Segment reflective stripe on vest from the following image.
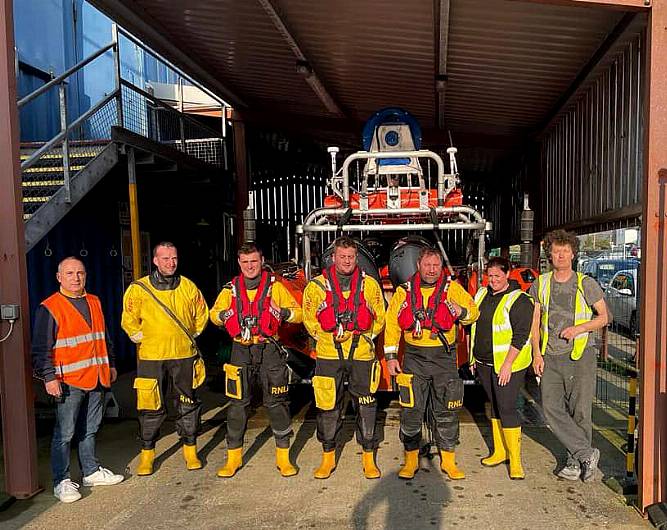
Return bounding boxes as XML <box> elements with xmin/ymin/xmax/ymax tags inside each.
<box><xmin>470</xmin><ymin>287</ymin><xmax>532</xmax><ymax>373</ymax></box>
<box><xmin>54</xmin><ymin>331</ymin><xmax>106</xmax><ymax>349</ymax></box>
<box><xmin>57</xmin><ymin>355</ymin><xmax>110</xmax><ymax>376</ymax></box>
<box><xmin>537</xmin><ymin>272</ymin><xmax>593</xmax><ymax>360</ymax></box>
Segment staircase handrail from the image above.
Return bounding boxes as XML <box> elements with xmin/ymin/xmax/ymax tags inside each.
<box><xmin>19</xmin><ymin>23</ymin><xmax>227</xmax><ymax>223</ymax></box>
<box><xmin>120</xmin><ymin>80</ymin><xmax>222</xmax><ymax>141</ymax></box>
<box><xmin>17</xmin><ymin>42</ymin><xmax>116</xmax><ymax>109</ymax></box>
<box><xmin>20</xmin><ymin>90</ymin><xmax>119</xmax><ymax>171</ymax></box>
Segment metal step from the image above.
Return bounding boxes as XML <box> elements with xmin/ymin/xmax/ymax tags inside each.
<box><xmin>24</xmin><ymin>143</ymin><xmax>119</xmax><ymax>252</ymax></box>
<box><xmin>24</xmin><ymin>155</ymin><xmax>94</xmax><ymax>165</ymax></box>
<box><xmin>24</xmin><ymin>165</ymin><xmax>85</xmax><ymax>173</ymax></box>
<box><xmin>22</xmin><ymin>180</ymin><xmax>65</xmax><ymax>187</ymax></box>
<box><xmin>20</xmin><ymin>152</ymin><xmax>100</xmax><ymax>161</ymax></box>
<box><xmin>22</xmin><ymin>196</ymin><xmax>50</xmax><ymax>203</ymax></box>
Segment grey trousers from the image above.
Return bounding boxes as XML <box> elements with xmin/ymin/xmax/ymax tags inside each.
<box><xmin>541</xmin><ymin>348</ymin><xmax>597</xmax><ymax>462</ymax></box>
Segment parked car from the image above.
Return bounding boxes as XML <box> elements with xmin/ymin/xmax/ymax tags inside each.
<box><xmin>604</xmin><ymin>268</ymin><xmax>639</xmax><ymax>337</ymax></box>
<box><xmin>582</xmin><ymin>257</ymin><xmax>640</xmax><ymax>289</ymax></box>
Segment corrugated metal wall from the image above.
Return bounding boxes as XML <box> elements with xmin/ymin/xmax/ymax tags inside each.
<box><xmin>487</xmin><ymin>163</ymin><xmax>529</xmax><ymax>247</ymax></box>
<box><xmin>540</xmin><ymin>30</ymin><xmax>646</xmax><ymax>234</ymax></box>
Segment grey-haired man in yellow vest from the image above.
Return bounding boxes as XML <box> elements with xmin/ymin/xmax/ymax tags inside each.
<box><xmin>530</xmin><ymin>229</ymin><xmax>609</xmax><ymax>482</ymax></box>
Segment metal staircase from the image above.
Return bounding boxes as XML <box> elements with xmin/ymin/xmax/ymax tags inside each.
<box><xmin>21</xmin><ymin>142</ymin><xmax>110</xmax><ymax>220</ymax></box>
<box><xmin>18</xmin><ymin>24</ymin><xmax>228</xmax><ymax>253</ymax></box>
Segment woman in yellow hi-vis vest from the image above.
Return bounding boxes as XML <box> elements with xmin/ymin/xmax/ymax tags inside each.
<box><xmin>470</xmin><ymin>257</ymin><xmax>534</xmax><ymax>479</ymax></box>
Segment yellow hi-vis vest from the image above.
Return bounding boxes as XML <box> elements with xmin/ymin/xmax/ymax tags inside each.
<box><xmin>470</xmin><ymin>287</ymin><xmax>532</xmax><ymax>373</ymax></box>
<box><xmin>536</xmin><ymin>271</ymin><xmax>593</xmax><ymax>360</ymax></box>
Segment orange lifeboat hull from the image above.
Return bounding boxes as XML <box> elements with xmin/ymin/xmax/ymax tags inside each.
<box><xmin>323</xmin><ymin>188</ymin><xmax>463</xmax><ymax>212</ymax></box>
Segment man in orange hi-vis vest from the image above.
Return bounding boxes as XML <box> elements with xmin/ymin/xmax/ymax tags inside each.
<box><xmin>32</xmin><ymin>257</ymin><xmax>124</xmax><ymax>504</ymax></box>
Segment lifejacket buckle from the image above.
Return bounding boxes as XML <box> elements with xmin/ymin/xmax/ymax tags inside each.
<box><xmin>240</xmin><ymin>316</ymin><xmax>256</xmax><ymax>345</ymax></box>
<box><xmin>338</xmin><ymin>310</ymin><xmax>353</xmax><ymax>325</ymax></box>
<box><xmin>334</xmin><ymin>322</ymin><xmax>351</xmax><ymax>343</ymax></box>
<box><xmin>243</xmin><ymin>316</ymin><xmax>257</xmax><ymax>328</ymax></box>
<box><xmin>412</xmin><ymin>320</ymin><xmax>423</xmax><ymax>339</ymax></box>
<box><xmin>240</xmin><ymin>326</ymin><xmax>253</xmax><ymax>345</ymax></box>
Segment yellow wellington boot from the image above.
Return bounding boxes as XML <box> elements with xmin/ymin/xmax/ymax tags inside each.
<box><xmin>182</xmin><ymin>444</ymin><xmax>202</xmax><ymax>471</ymax></box>
<box><xmin>276</xmin><ymin>447</ymin><xmax>298</xmax><ymax>477</ymax></box>
<box><xmin>136</xmin><ymin>449</ymin><xmax>155</xmax><ymax>476</ymax></box>
<box><xmin>503</xmin><ymin>427</ymin><xmax>525</xmax><ymax>480</ymax></box>
<box><xmin>481</xmin><ymin>418</ymin><xmax>508</xmax><ymax>467</ymax></box>
<box><xmin>314</xmin><ymin>451</ymin><xmax>336</xmax><ymax>479</ymax></box>
<box><xmin>440</xmin><ymin>450</ymin><xmax>465</xmax><ymax>480</ymax></box>
<box><xmin>362</xmin><ymin>451</ymin><xmax>381</xmax><ymax>479</ymax></box>
<box><xmin>398</xmin><ymin>449</ymin><xmax>419</xmax><ymax>479</ymax></box>
<box><xmin>217</xmin><ymin>448</ymin><xmax>243</xmax><ymax>478</ymax></box>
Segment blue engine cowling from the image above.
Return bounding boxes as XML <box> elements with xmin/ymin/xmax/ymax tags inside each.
<box><xmin>361</xmin><ymin>107</ymin><xmax>422</xmax><ymax>167</ymax></box>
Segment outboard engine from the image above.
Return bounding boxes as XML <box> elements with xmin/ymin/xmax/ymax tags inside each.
<box><xmin>388</xmin><ymin>236</ymin><xmax>432</xmax><ymax>287</ymax></box>
<box><xmin>361</xmin><ymin>107</ymin><xmax>423</xmax><ymax>179</ymax></box>
<box><xmin>321</xmin><ymin>239</ymin><xmax>381</xmax><ymax>283</ymax></box>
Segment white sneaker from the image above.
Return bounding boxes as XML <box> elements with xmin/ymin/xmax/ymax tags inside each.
<box><xmin>53</xmin><ymin>479</ymin><xmax>81</xmax><ymax>503</ymax></box>
<box><xmin>82</xmin><ymin>466</ymin><xmax>124</xmax><ymax>486</ymax></box>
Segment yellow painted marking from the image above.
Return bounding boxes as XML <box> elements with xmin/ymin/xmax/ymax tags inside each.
<box><xmin>595</xmin><ymin>425</ymin><xmax>626</xmax><ymax>452</ymax></box>
<box><xmin>629</xmin><ymin>378</ymin><xmax>637</xmax><ymax>396</ymax></box>
<box><xmin>597</xmin><ymin>406</ymin><xmax>627</xmax><ymax>422</ymax></box>
<box><xmin>22</xmin><ymin>180</ymin><xmax>64</xmax><ymax>187</ymax></box>
<box><xmin>24</xmin><ymin>165</ymin><xmax>84</xmax><ymax>173</ymax></box>
<box><xmin>20</xmin><ymin>153</ymin><xmax>98</xmax><ymax>160</ymax></box>
<box><xmin>22</xmin><ymin>196</ymin><xmax>50</xmax><ymax>203</ymax></box>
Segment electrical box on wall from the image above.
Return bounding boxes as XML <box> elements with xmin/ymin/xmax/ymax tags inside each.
<box><xmin>0</xmin><ymin>304</ymin><xmax>20</xmax><ymax>321</ymax></box>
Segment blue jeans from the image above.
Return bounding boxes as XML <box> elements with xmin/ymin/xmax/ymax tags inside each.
<box><xmin>51</xmin><ymin>384</ymin><xmax>105</xmax><ymax>486</ymax></box>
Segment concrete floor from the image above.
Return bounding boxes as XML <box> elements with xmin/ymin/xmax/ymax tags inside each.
<box><xmin>0</xmin><ymin>381</ymin><xmax>651</xmax><ymax>530</ymax></box>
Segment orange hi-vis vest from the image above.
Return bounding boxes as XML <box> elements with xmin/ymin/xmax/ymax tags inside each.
<box><xmin>42</xmin><ymin>292</ymin><xmax>111</xmax><ymax>390</ymax></box>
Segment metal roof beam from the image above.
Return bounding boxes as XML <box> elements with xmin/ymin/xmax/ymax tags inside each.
<box><xmin>436</xmin><ymin>0</ymin><xmax>451</xmax><ymax>130</ymax></box>
<box><xmin>88</xmin><ymin>0</ymin><xmax>245</xmax><ymax>107</ymax></box>
<box><xmin>512</xmin><ymin>0</ymin><xmax>650</xmax><ymax>10</ymax></box>
<box><xmin>231</xmin><ymin>108</ymin><xmax>524</xmax><ymax>150</ymax></box>
<box><xmin>256</xmin><ymin>0</ymin><xmax>344</xmax><ymax>117</ymax></box>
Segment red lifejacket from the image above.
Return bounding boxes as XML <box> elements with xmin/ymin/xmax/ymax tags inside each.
<box><xmin>316</xmin><ymin>266</ymin><xmax>374</xmax><ymax>334</ymax></box>
<box><xmin>222</xmin><ymin>271</ymin><xmax>281</xmax><ymax>340</ymax></box>
<box><xmin>397</xmin><ymin>272</ymin><xmax>456</xmax><ymax>336</ymax></box>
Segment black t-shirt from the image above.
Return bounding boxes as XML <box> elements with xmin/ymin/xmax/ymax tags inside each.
<box><xmin>472</xmin><ymin>281</ymin><xmax>534</xmax><ymax>363</ymax></box>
